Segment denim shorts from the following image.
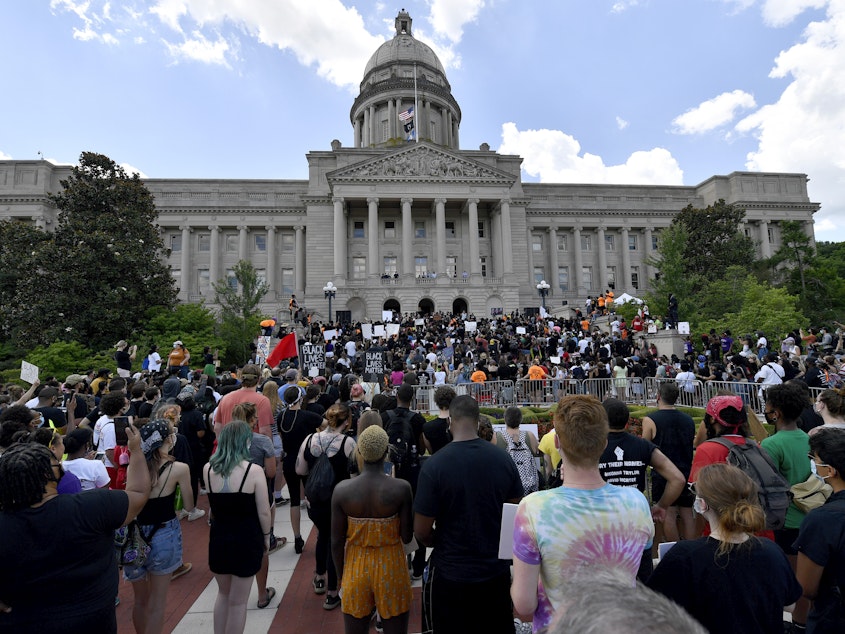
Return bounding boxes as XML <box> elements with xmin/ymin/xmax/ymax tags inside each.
<box><xmin>273</xmin><ymin>434</ymin><xmax>283</xmax><ymax>459</ymax></box>
<box><xmin>124</xmin><ymin>517</ymin><xmax>183</xmax><ymax>581</ymax></box>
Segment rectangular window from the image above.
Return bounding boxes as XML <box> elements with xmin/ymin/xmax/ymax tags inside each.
<box><xmin>383</xmin><ymin>256</ymin><xmax>397</xmax><ymax>277</ymax></box>
<box><xmin>172</xmin><ymin>269</ymin><xmax>182</xmax><ymax>290</ymax></box>
<box><xmin>767</xmin><ymin>227</ymin><xmax>774</xmax><ymax>243</ymax></box>
<box><xmin>254</xmin><ymin>234</ymin><xmax>266</xmax><ymax>252</ymax></box>
<box><xmin>558</xmin><ymin>266</ymin><xmax>569</xmax><ymax>292</ymax></box>
<box><xmin>256</xmin><ymin>268</ymin><xmax>267</xmax><ymax>287</ymax></box>
<box><xmin>352</xmin><ymin>257</ymin><xmax>366</xmax><ymax>279</ymax></box>
<box><xmin>480</xmin><ymin>257</ymin><xmax>487</xmax><ymax>278</ymax></box>
<box><xmin>415</xmin><ymin>221</ymin><xmax>426</xmax><ymax>238</ymax></box>
<box><xmin>581</xmin><ymin>235</ymin><xmax>592</xmax><ymax>251</ymax></box>
<box><xmin>384</xmin><ymin>221</ymin><xmax>395</xmax><ymax>239</ymax></box>
<box><xmin>652</xmin><ymin>235</ymin><xmax>659</xmax><ymax>250</ymax></box>
<box><xmin>415</xmin><ymin>256</ymin><xmax>428</xmax><ymax>277</ymax></box>
<box><xmin>631</xmin><ymin>266</ymin><xmax>640</xmax><ymax>290</ymax></box>
<box><xmin>281</xmin><ymin>268</ymin><xmax>294</xmax><ymax>295</ymax></box>
<box><xmin>533</xmin><ymin>267</ymin><xmax>545</xmax><ymax>284</ymax></box>
<box><xmin>353</xmin><ymin>221</ymin><xmax>365</xmax><ymax>239</ymax></box>
<box><xmin>744</xmin><ymin>228</ymin><xmax>751</xmax><ymax>238</ymax></box>
<box><xmin>225</xmin><ymin>233</ymin><xmax>238</xmax><ymax>252</ymax></box>
<box><xmin>446</xmin><ymin>255</ymin><xmax>457</xmax><ymax>278</ymax></box>
<box><xmin>478</xmin><ymin>222</ymin><xmax>484</xmax><ymax>238</ymax></box>
<box><xmin>445</xmin><ymin>221</ymin><xmax>456</xmax><ymax>237</ymax></box>
<box><xmin>170</xmin><ymin>234</ymin><xmax>182</xmax><ymax>252</ymax></box>
<box><xmin>429</xmin><ymin>122</ymin><xmax>437</xmax><ymax>143</ymax></box>
<box><xmin>281</xmin><ymin>232</ymin><xmax>294</xmax><ymax>252</ymax></box>
<box><xmin>532</xmin><ymin>235</ymin><xmax>543</xmax><ymax>252</ymax></box>
<box><xmin>607</xmin><ymin>266</ymin><xmax>616</xmax><ymax>290</ymax></box>
<box><xmin>198</xmin><ymin>269</ymin><xmax>210</xmax><ymax>295</ymax></box>
<box><xmin>629</xmin><ymin>234</ymin><xmax>638</xmax><ymax>251</ymax></box>
<box><xmin>605</xmin><ymin>234</ymin><xmax>615</xmax><ymax>251</ymax></box>
<box><xmin>557</xmin><ymin>235</ymin><xmax>567</xmax><ymax>251</ymax></box>
<box><xmin>226</xmin><ymin>269</ymin><xmax>238</xmax><ymax>291</ymax></box>
<box><xmin>197</xmin><ymin>233</ymin><xmax>210</xmax><ymax>252</ymax></box>
<box><xmin>582</xmin><ymin>266</ymin><xmax>593</xmax><ymax>289</ymax></box>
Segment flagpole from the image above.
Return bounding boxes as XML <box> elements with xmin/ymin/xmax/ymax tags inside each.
<box><xmin>414</xmin><ymin>62</ymin><xmax>419</xmax><ymax>143</ymax></box>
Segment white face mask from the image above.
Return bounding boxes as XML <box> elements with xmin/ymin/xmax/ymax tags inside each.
<box><xmin>814</xmin><ymin>402</ymin><xmax>824</xmax><ymax>414</ymax></box>
<box><xmin>693</xmin><ymin>497</ymin><xmax>708</xmax><ymax>516</ymax></box>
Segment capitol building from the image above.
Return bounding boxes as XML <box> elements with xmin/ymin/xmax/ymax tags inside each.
<box><xmin>0</xmin><ymin>11</ymin><xmax>819</xmax><ymax>322</ymax></box>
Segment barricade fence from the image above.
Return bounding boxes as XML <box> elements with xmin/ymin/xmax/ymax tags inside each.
<box><xmin>411</xmin><ymin>380</ymin><xmax>516</xmax><ymax>413</ymax></box>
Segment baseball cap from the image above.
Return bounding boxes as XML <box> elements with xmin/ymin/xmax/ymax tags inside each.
<box><xmin>706</xmin><ymin>395</ymin><xmax>744</xmax><ymax>428</ymax></box>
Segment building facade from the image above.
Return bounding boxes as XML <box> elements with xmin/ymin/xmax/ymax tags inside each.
<box><xmin>0</xmin><ymin>11</ymin><xmax>819</xmax><ymax>322</ymax></box>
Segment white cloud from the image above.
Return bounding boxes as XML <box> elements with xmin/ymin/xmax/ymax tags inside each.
<box><xmin>720</xmin><ymin>0</ymin><xmax>828</xmax><ymax>26</ymax></box>
<box><xmin>672</xmin><ymin>90</ymin><xmax>757</xmax><ymax>134</ymax></box>
<box><xmin>616</xmin><ymin>116</ymin><xmax>629</xmax><ymax>130</ymax></box>
<box><xmin>150</xmin><ymin>0</ymin><xmax>188</xmax><ymax>33</ymax></box>
<box><xmin>736</xmin><ymin>0</ymin><xmax>845</xmax><ymax>241</ymax></box>
<box><xmin>165</xmin><ymin>31</ymin><xmax>233</xmax><ymax>66</ymax></box>
<box><xmin>120</xmin><ymin>163</ymin><xmax>149</xmax><ymax>179</ymax></box>
<box><xmin>427</xmin><ymin>0</ymin><xmax>485</xmax><ymax>43</ymax></box>
<box><xmin>611</xmin><ymin>1</ymin><xmax>642</xmax><ymax>13</ymax></box>
<box><xmin>498</xmin><ymin>122</ymin><xmax>683</xmax><ymax>185</ymax></box>
<box><xmin>0</xmin><ymin>150</ymin><xmax>12</xmax><ymax>160</ymax></box>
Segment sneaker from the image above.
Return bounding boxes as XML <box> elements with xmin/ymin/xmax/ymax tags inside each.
<box><xmin>294</xmin><ymin>536</ymin><xmax>305</xmax><ymax>554</ymax></box>
<box><xmin>268</xmin><ymin>535</ymin><xmax>287</xmax><ymax>554</ymax></box>
<box><xmin>274</xmin><ymin>496</ymin><xmax>290</xmax><ymax>507</ymax></box>
<box><xmin>313</xmin><ymin>576</ymin><xmax>326</xmax><ymax>595</ymax></box>
<box><xmin>187</xmin><ymin>508</ymin><xmax>206</xmax><ymax>522</ymax></box>
<box><xmin>176</xmin><ymin>509</ymin><xmax>189</xmax><ymax>520</ymax></box>
<box><xmin>411</xmin><ymin>572</ymin><xmax>423</xmax><ymax>581</ymax></box>
<box><xmin>323</xmin><ymin>594</ymin><xmax>341</xmax><ymax>610</ymax></box>
<box><xmin>375</xmin><ymin>617</ymin><xmax>383</xmax><ymax>632</ymax></box>
<box><xmin>199</xmin><ymin>487</ymin><xmax>208</xmax><ymax>496</ymax></box>
<box><xmin>172</xmin><ymin>563</ymin><xmax>192</xmax><ymax>580</ymax></box>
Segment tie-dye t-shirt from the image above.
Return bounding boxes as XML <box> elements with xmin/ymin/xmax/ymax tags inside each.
<box><xmin>513</xmin><ymin>484</ymin><xmax>654</xmax><ymax>632</ymax></box>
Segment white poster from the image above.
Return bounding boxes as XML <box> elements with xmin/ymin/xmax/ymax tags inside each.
<box><xmin>550</xmin><ymin>356</ymin><xmax>561</xmax><ymax>365</ymax></box>
<box><xmin>386</xmin><ymin>323</ymin><xmax>400</xmax><ymax>337</ymax></box>
<box><xmin>516</xmin><ymin>326</ymin><xmax>527</xmax><ymax>335</ymax></box>
<box><xmin>374</xmin><ymin>324</ymin><xmax>386</xmax><ymax>337</ymax></box>
<box><xmin>647</xmin><ymin>324</ymin><xmax>658</xmax><ymax>334</ymax></box>
<box><xmin>323</xmin><ymin>329</ymin><xmax>338</xmax><ymax>341</ymax></box>
<box><xmin>309</xmin><ymin>366</ymin><xmax>320</xmax><ymax>377</ymax></box>
<box><xmin>382</xmin><ymin>310</ymin><xmax>393</xmax><ymax>322</ymax></box>
<box><xmin>361</xmin><ymin>323</ymin><xmax>373</xmax><ymax>340</ymax></box>
<box><xmin>21</xmin><ymin>360</ymin><xmax>39</xmax><ymax>384</ymax></box>
<box><xmin>414</xmin><ymin>318</ymin><xmax>424</xmax><ymax>326</ymax></box>
<box><xmin>465</xmin><ymin>321</ymin><xmax>477</xmax><ymax>333</ymax></box>
<box><xmin>678</xmin><ymin>322</ymin><xmax>690</xmax><ymax>335</ymax></box>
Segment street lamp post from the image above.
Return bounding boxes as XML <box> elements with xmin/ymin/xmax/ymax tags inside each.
<box><xmin>323</xmin><ymin>281</ymin><xmax>337</xmax><ymax>323</ymax></box>
<box><xmin>536</xmin><ymin>280</ymin><xmax>550</xmax><ymax>311</ymax></box>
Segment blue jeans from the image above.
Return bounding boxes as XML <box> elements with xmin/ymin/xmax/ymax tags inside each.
<box><xmin>124</xmin><ymin>517</ymin><xmax>183</xmax><ymax>580</ymax></box>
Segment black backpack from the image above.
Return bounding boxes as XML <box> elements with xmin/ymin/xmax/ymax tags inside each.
<box><xmin>304</xmin><ymin>434</ymin><xmax>348</xmax><ymax>505</ymax></box>
<box><xmin>707</xmin><ymin>437</ymin><xmax>792</xmax><ymax>530</ymax></box>
<box><xmin>195</xmin><ymin>375</ymin><xmax>217</xmax><ymax>417</ymax></box>
<box><xmin>385</xmin><ymin>408</ymin><xmax>417</xmax><ymax>482</ymax></box>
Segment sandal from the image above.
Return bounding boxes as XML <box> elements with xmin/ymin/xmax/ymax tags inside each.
<box><xmin>268</xmin><ymin>535</ymin><xmax>288</xmax><ymax>554</ymax></box>
<box><xmin>257</xmin><ymin>586</ymin><xmax>276</xmax><ymax>609</ymax></box>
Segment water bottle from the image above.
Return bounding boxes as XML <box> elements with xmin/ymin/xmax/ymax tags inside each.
<box><xmin>411</xmin><ymin>444</ymin><xmax>418</xmax><ymax>467</ymax></box>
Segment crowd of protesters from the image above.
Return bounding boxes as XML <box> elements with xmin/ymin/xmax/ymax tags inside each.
<box><xmin>1</xmin><ymin>302</ymin><xmax>845</xmax><ymax>633</ymax></box>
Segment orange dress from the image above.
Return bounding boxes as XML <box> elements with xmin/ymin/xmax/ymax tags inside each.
<box><xmin>341</xmin><ymin>515</ymin><xmax>412</xmax><ymax>619</ymax></box>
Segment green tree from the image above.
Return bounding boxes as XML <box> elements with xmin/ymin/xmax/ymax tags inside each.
<box><xmin>12</xmin><ymin>152</ymin><xmax>177</xmax><ymax>349</ymax></box>
<box><xmin>138</xmin><ymin>303</ymin><xmax>226</xmax><ymax>367</ymax></box>
<box><xmin>644</xmin><ymin>223</ymin><xmax>698</xmax><ymax>322</ymax></box>
<box><xmin>767</xmin><ymin>220</ymin><xmax>814</xmax><ymax>297</ymax></box>
<box><xmin>0</xmin><ymin>220</ymin><xmax>49</xmax><ymax>338</ymax></box>
<box><xmin>213</xmin><ymin>260</ymin><xmax>269</xmax><ymax>366</ymax></box>
<box><xmin>672</xmin><ymin>199</ymin><xmax>755</xmax><ymax>290</ymax></box>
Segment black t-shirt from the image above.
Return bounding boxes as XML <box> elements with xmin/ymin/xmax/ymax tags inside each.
<box><xmin>278</xmin><ymin>408</ymin><xmax>323</xmax><ymax>471</ymax></box>
<box><xmin>647</xmin><ymin>408</ymin><xmax>696</xmax><ymax>478</ymax></box>
<box><xmin>137</xmin><ymin>401</ymin><xmax>155</xmax><ymax>419</ymax></box>
<box><xmin>179</xmin><ymin>409</ymin><xmax>207</xmax><ymax>456</ymax></box>
<box><xmin>115</xmin><ymin>350</ymin><xmax>131</xmax><ymax>371</ymax></box>
<box><xmin>414</xmin><ymin>438</ymin><xmax>523</xmax><ymax>583</ymax></box>
<box><xmin>598</xmin><ymin>431</ymin><xmax>656</xmax><ymax>492</ymax></box>
<box><xmin>648</xmin><ymin>537</ymin><xmax>802</xmax><ymax>634</ymax></box>
<box><xmin>422</xmin><ymin>417</ymin><xmax>451</xmax><ymax>454</ymax></box>
<box><xmin>34</xmin><ymin>406</ymin><xmax>68</xmax><ymax>430</ymax></box>
<box><xmin>0</xmin><ymin>489</ymin><xmax>129</xmax><ymax>629</ymax></box>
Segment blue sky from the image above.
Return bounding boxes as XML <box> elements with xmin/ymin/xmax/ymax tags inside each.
<box><xmin>2</xmin><ymin>0</ymin><xmax>844</xmax><ymax>241</ymax></box>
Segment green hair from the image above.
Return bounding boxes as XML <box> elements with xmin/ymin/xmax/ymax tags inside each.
<box><xmin>208</xmin><ymin>420</ymin><xmax>251</xmax><ymax>478</ymax></box>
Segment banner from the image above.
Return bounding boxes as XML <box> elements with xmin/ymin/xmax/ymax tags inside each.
<box><xmin>300</xmin><ymin>343</ymin><xmax>326</xmax><ymax>375</ymax></box>
<box><xmin>364</xmin><ymin>349</ymin><xmax>387</xmax><ymax>383</ymax></box>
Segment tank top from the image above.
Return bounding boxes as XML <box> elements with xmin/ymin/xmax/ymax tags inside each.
<box><xmin>649</xmin><ymin>409</ymin><xmax>695</xmax><ymax>477</ymax></box>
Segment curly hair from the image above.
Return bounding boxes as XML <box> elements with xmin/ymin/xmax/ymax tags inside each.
<box><xmin>0</xmin><ymin>443</ymin><xmax>55</xmax><ymax>511</ymax></box>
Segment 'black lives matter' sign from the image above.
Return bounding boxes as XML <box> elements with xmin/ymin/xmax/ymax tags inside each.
<box><xmin>300</xmin><ymin>343</ymin><xmax>326</xmax><ymax>375</ymax></box>
<box><xmin>364</xmin><ymin>350</ymin><xmax>387</xmax><ymax>383</ymax></box>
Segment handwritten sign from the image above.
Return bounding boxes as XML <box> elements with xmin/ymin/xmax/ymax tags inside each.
<box><xmin>300</xmin><ymin>343</ymin><xmax>326</xmax><ymax>374</ymax></box>
<box><xmin>361</xmin><ymin>323</ymin><xmax>373</xmax><ymax>340</ymax></box>
<box><xmin>21</xmin><ymin>361</ymin><xmax>39</xmax><ymax>384</ymax></box>
<box><xmin>364</xmin><ymin>350</ymin><xmax>387</xmax><ymax>382</ymax></box>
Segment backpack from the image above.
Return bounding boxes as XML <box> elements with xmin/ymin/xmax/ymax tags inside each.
<box><xmin>346</xmin><ymin>400</ymin><xmax>369</xmax><ymax>435</ymax></box>
<box><xmin>505</xmin><ymin>430</ymin><xmax>538</xmax><ymax>495</ymax></box>
<box><xmin>304</xmin><ymin>434</ymin><xmax>347</xmax><ymax>505</ymax></box>
<box><xmin>195</xmin><ymin>375</ymin><xmax>217</xmax><ymax>416</ymax></box>
<box><xmin>385</xmin><ymin>408</ymin><xmax>417</xmax><ymax>482</ymax></box>
<box><xmin>706</xmin><ymin>437</ymin><xmax>792</xmax><ymax>530</ymax></box>
<box><xmin>141</xmin><ymin>355</ymin><xmax>150</xmax><ymax>371</ymax></box>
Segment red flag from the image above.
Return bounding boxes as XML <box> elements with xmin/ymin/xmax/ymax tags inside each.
<box><xmin>266</xmin><ymin>333</ymin><xmax>297</xmax><ymax>367</ymax></box>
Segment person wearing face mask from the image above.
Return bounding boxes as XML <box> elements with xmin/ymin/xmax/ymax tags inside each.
<box><xmin>648</xmin><ymin>463</ymin><xmax>802</xmax><ymax>634</ymax></box>
<box><xmin>809</xmin><ymin>387</ymin><xmax>845</xmax><ymax>436</ymax></box>
<box><xmin>794</xmin><ymin>427</ymin><xmax>845</xmax><ymax>633</ymax></box>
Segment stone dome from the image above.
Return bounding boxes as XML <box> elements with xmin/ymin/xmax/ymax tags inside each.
<box><xmin>362</xmin><ymin>11</ymin><xmax>446</xmax><ymax>80</ymax></box>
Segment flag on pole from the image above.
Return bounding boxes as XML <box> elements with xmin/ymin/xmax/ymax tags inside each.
<box><xmin>403</xmin><ymin>119</ymin><xmax>415</xmax><ymax>141</ymax></box>
<box><xmin>398</xmin><ymin>106</ymin><xmax>414</xmax><ymax>121</ymax></box>
<box><xmin>266</xmin><ymin>332</ymin><xmax>298</xmax><ymax>367</ymax></box>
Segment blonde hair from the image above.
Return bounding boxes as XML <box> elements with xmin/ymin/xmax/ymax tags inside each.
<box><xmin>325</xmin><ymin>403</ymin><xmax>351</xmax><ymax>429</ymax></box>
<box><xmin>357</xmin><ymin>425</ymin><xmax>389</xmax><ymax>463</ymax></box>
<box><xmin>232</xmin><ymin>402</ymin><xmax>258</xmax><ymax>427</ymax></box>
<box><xmin>262</xmin><ymin>381</ymin><xmax>283</xmax><ymax>414</ymax></box>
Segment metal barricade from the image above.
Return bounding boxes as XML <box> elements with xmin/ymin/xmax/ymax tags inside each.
<box><xmin>700</xmin><ymin>380</ymin><xmax>765</xmax><ymax>413</ymax></box>
<box><xmin>414</xmin><ymin>380</ymin><xmax>516</xmax><ymax>411</ymax></box>
<box><xmin>643</xmin><ymin>377</ymin><xmax>707</xmax><ymax>408</ymax></box>
<box><xmin>515</xmin><ymin>378</ymin><xmax>559</xmax><ymax>406</ymax></box>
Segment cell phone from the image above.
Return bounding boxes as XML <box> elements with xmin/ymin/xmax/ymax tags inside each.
<box><xmin>383</xmin><ymin>461</ymin><xmax>394</xmax><ymax>477</ymax></box>
<box><xmin>114</xmin><ymin>416</ymin><xmax>131</xmax><ymax>446</ymax></box>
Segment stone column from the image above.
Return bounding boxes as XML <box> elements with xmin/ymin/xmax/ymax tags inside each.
<box><xmin>333</xmin><ymin>197</ymin><xmax>346</xmax><ymax>278</ymax></box>
<box><xmin>434</xmin><ymin>198</ymin><xmax>447</xmax><ymax>276</ymax></box>
<box><xmin>492</xmin><ymin>210</ymin><xmax>502</xmax><ymax>278</ymax></box>
<box><xmin>265</xmin><ymin>225</ymin><xmax>276</xmax><ymax>297</ymax></box>
<box><xmin>388</xmin><ymin>100</ymin><xmax>396</xmax><ymax>139</ymax></box>
<box><xmin>499</xmin><ymin>199</ymin><xmax>513</xmax><ymax>275</ymax></box>
<box><xmin>467</xmin><ymin>198</ymin><xmax>481</xmax><ymax>276</ymax></box>
<box><xmin>643</xmin><ymin>225</ymin><xmax>654</xmax><ymax>284</ymax></box>
<box><xmin>363</xmin><ymin>109</ymin><xmax>370</xmax><ymax>146</ymax></box>
<box><xmin>526</xmin><ymin>226</ymin><xmax>535</xmax><ymax>284</ymax></box>
<box><xmin>805</xmin><ymin>219</ymin><xmax>816</xmax><ymax>248</ymax></box>
<box><xmin>759</xmin><ymin>219</ymin><xmax>772</xmax><ymax>258</ymax></box>
<box><xmin>596</xmin><ymin>225</ymin><xmax>607</xmax><ymax>291</ymax></box>
<box><xmin>354</xmin><ymin>118</ymin><xmax>362</xmax><ymax>148</ymax></box>
<box><xmin>446</xmin><ymin>111</ymin><xmax>453</xmax><ymax>147</ymax></box>
<box><xmin>620</xmin><ymin>227</ymin><xmax>632</xmax><ymax>291</ymax></box>
<box><xmin>238</xmin><ymin>224</ymin><xmax>248</xmax><ymax>262</ymax></box>
<box><xmin>369</xmin><ymin>106</ymin><xmax>376</xmax><ymax>146</ymax></box>
<box><xmin>368</xmin><ymin>197</ymin><xmax>379</xmax><ymax>277</ymax></box>
<box><xmin>295</xmin><ymin>225</ymin><xmax>305</xmax><ymax>292</ymax></box>
<box><xmin>548</xmin><ymin>227</ymin><xmax>559</xmax><ymax>294</ymax></box>
<box><xmin>209</xmin><ymin>225</ymin><xmax>220</xmax><ymax>284</ymax></box>
<box><xmin>573</xmin><ymin>226</ymin><xmax>583</xmax><ymax>293</ymax></box>
<box><xmin>179</xmin><ymin>225</ymin><xmax>192</xmax><ymax>298</ymax></box>
<box><xmin>401</xmin><ymin>197</ymin><xmax>413</xmax><ymax>276</ymax></box>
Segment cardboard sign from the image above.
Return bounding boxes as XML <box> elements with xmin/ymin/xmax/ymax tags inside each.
<box><xmin>382</xmin><ymin>310</ymin><xmax>393</xmax><ymax>322</ymax></box>
<box><xmin>21</xmin><ymin>361</ymin><xmax>39</xmax><ymax>384</ymax></box>
<box><xmin>374</xmin><ymin>324</ymin><xmax>386</xmax><ymax>337</ymax></box>
<box><xmin>300</xmin><ymin>343</ymin><xmax>326</xmax><ymax>374</ymax></box>
<box><xmin>678</xmin><ymin>322</ymin><xmax>690</xmax><ymax>335</ymax></box>
<box><xmin>323</xmin><ymin>329</ymin><xmax>338</xmax><ymax>342</ymax></box>
<box><xmin>364</xmin><ymin>350</ymin><xmax>387</xmax><ymax>382</ymax></box>
<box><xmin>465</xmin><ymin>321</ymin><xmax>477</xmax><ymax>333</ymax></box>
<box><xmin>386</xmin><ymin>324</ymin><xmax>400</xmax><ymax>337</ymax></box>
<box><xmin>361</xmin><ymin>323</ymin><xmax>373</xmax><ymax>340</ymax></box>
<box><xmin>256</xmin><ymin>336</ymin><xmax>271</xmax><ymax>358</ymax></box>
<box><xmin>414</xmin><ymin>318</ymin><xmax>424</xmax><ymax>326</ymax></box>
<box><xmin>516</xmin><ymin>326</ymin><xmax>527</xmax><ymax>335</ymax></box>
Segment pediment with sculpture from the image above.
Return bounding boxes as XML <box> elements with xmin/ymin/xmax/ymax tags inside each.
<box><xmin>327</xmin><ymin>143</ymin><xmax>516</xmax><ymax>185</ymax></box>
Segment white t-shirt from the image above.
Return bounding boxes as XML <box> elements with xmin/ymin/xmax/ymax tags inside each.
<box><xmin>345</xmin><ymin>340</ymin><xmax>357</xmax><ymax>358</ymax></box>
<box><xmin>63</xmin><ymin>457</ymin><xmax>111</xmax><ymax>490</ymax></box>
<box><xmin>93</xmin><ymin>415</ymin><xmax>117</xmax><ymax>468</ymax></box>
<box><xmin>434</xmin><ymin>370</ymin><xmax>447</xmax><ymax>385</ymax></box>
<box><xmin>755</xmin><ymin>362</ymin><xmax>784</xmax><ymax>386</ymax></box>
<box><xmin>675</xmin><ymin>371</ymin><xmax>698</xmax><ymax>392</ymax></box>
<box><xmin>148</xmin><ymin>351</ymin><xmax>162</xmax><ymax>372</ymax></box>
